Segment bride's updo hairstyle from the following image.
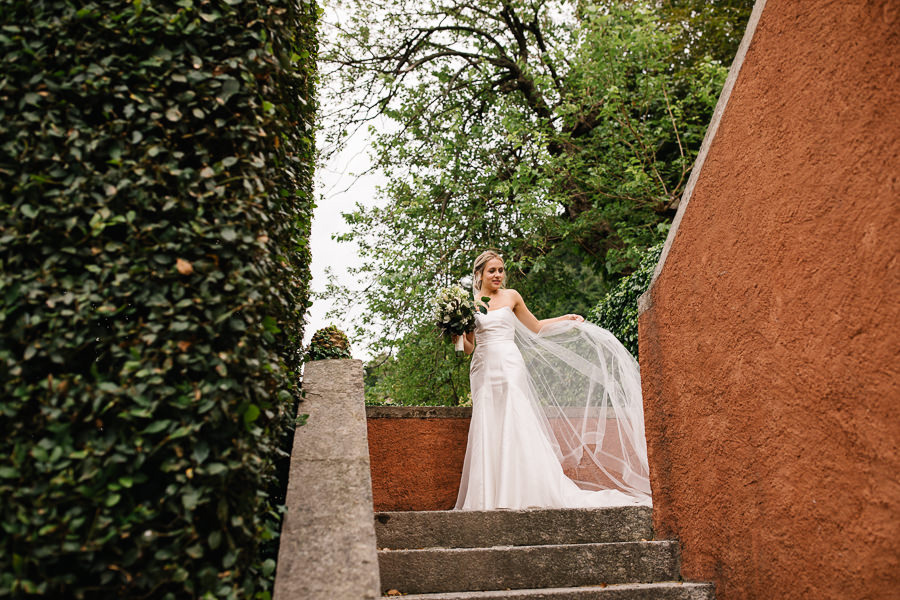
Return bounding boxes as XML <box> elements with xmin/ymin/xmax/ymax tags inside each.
<box><xmin>472</xmin><ymin>250</ymin><xmax>506</xmax><ymax>298</ymax></box>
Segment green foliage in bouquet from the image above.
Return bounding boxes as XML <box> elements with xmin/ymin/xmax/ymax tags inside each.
<box><xmin>587</xmin><ymin>243</ymin><xmax>665</xmax><ymax>358</ymax></box>
<box><xmin>432</xmin><ymin>286</ymin><xmax>486</xmax><ymax>339</ymax></box>
<box><xmin>0</xmin><ymin>0</ymin><xmax>318</xmax><ymax>597</ymax></box>
<box><xmin>306</xmin><ymin>326</ymin><xmax>353</xmax><ymax>361</ymax></box>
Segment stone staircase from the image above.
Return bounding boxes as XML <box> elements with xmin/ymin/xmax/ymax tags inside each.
<box><xmin>374</xmin><ymin>506</ymin><xmax>714</xmax><ymax>599</ymax></box>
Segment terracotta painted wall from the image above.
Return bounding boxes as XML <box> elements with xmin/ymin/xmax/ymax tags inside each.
<box><xmin>367</xmin><ymin>407</ymin><xmax>471</xmax><ymax>511</ymax></box>
<box><xmin>367</xmin><ymin>407</ymin><xmax>628</xmax><ymax>511</ymax></box>
<box><xmin>638</xmin><ymin>1</ymin><xmax>900</xmax><ymax>599</ymax></box>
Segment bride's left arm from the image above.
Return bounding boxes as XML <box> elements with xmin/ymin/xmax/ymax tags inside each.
<box><xmin>509</xmin><ymin>289</ymin><xmax>584</xmax><ymax>333</ymax></box>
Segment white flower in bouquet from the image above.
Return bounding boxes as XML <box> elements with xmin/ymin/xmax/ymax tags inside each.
<box><xmin>432</xmin><ymin>285</ymin><xmax>487</xmax><ymax>351</ymax></box>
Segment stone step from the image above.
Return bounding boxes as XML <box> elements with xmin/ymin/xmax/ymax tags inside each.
<box><xmin>375</xmin><ymin>507</ymin><xmax>653</xmax><ymax>549</ymax></box>
<box><xmin>391</xmin><ymin>582</ymin><xmax>715</xmax><ymax>600</ymax></box>
<box><xmin>379</xmin><ymin>540</ymin><xmax>680</xmax><ymax>596</ymax></box>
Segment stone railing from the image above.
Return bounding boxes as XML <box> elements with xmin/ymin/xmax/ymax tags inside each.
<box><xmin>273</xmin><ymin>359</ymin><xmax>380</xmax><ymax>599</ymax></box>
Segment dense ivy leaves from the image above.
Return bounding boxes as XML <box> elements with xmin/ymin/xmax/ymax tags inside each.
<box><xmin>0</xmin><ymin>0</ymin><xmax>318</xmax><ymax>597</ymax></box>
<box><xmin>588</xmin><ymin>243</ymin><xmax>664</xmax><ymax>358</ymax></box>
<box><xmin>306</xmin><ymin>326</ymin><xmax>352</xmax><ymax>361</ymax></box>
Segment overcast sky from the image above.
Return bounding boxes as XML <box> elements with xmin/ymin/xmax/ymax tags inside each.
<box><xmin>302</xmin><ymin>127</ymin><xmax>384</xmax><ymax>361</ymax></box>
<box><xmin>304</xmin><ymin>4</ymin><xmax>390</xmax><ymax>361</ymax></box>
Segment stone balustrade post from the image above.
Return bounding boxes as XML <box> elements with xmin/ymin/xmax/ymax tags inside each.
<box><xmin>274</xmin><ymin>359</ymin><xmax>380</xmax><ymax>599</ymax></box>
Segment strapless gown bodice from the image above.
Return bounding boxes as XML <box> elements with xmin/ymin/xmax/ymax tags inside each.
<box><xmin>473</xmin><ymin>306</ymin><xmax>516</xmax><ymax>346</ymax></box>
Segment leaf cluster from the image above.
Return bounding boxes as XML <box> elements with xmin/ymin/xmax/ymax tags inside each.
<box><xmin>0</xmin><ymin>0</ymin><xmax>318</xmax><ymax>597</ymax></box>
<box><xmin>653</xmin><ymin>0</ymin><xmax>754</xmax><ymax>70</ymax></box>
<box><xmin>306</xmin><ymin>325</ymin><xmax>352</xmax><ymax>361</ymax></box>
<box><xmin>364</xmin><ymin>325</ymin><xmax>472</xmax><ymax>406</ymax></box>
<box><xmin>587</xmin><ymin>242</ymin><xmax>664</xmax><ymax>357</ymax></box>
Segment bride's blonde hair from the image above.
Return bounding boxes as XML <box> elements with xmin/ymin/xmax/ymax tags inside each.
<box><xmin>472</xmin><ymin>250</ymin><xmax>506</xmax><ymax>297</ymax></box>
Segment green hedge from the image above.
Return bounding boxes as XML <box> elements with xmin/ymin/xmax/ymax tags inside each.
<box><xmin>0</xmin><ymin>0</ymin><xmax>317</xmax><ymax>597</ymax></box>
<box><xmin>588</xmin><ymin>243</ymin><xmax>664</xmax><ymax>358</ymax></box>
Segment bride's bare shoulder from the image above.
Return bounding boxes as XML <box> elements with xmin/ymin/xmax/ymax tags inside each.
<box><xmin>502</xmin><ymin>288</ymin><xmax>524</xmax><ymax>304</ymax></box>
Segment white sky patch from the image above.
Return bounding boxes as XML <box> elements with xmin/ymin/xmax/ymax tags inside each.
<box><xmin>303</xmin><ymin>124</ymin><xmax>385</xmax><ymax>361</ymax></box>
<box><xmin>301</xmin><ymin>0</ymin><xmax>390</xmax><ymax>361</ymax></box>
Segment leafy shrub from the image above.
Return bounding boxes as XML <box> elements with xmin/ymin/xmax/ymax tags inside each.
<box><xmin>306</xmin><ymin>326</ymin><xmax>352</xmax><ymax>361</ymax></box>
<box><xmin>0</xmin><ymin>0</ymin><xmax>318</xmax><ymax>598</ymax></box>
<box><xmin>588</xmin><ymin>243</ymin><xmax>665</xmax><ymax>358</ymax></box>
<box><xmin>364</xmin><ymin>322</ymin><xmax>471</xmax><ymax>406</ymax></box>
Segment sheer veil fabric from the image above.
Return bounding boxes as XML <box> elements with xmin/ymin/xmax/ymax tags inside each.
<box><xmin>454</xmin><ymin>306</ymin><xmax>652</xmax><ymax>510</ymax></box>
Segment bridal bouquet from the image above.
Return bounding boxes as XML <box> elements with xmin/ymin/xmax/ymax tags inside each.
<box><xmin>433</xmin><ymin>285</ymin><xmax>487</xmax><ymax>351</ymax></box>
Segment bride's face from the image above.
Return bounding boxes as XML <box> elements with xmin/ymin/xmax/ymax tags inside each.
<box><xmin>481</xmin><ymin>258</ymin><xmax>505</xmax><ymax>293</ymax></box>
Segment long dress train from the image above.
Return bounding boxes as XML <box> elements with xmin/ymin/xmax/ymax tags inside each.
<box><xmin>454</xmin><ymin>306</ymin><xmax>652</xmax><ymax>510</ymax></box>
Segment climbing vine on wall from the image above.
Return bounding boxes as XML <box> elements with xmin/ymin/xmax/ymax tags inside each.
<box><xmin>588</xmin><ymin>243</ymin><xmax>664</xmax><ymax>358</ymax></box>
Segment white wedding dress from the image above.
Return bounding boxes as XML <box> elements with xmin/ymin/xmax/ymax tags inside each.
<box><xmin>454</xmin><ymin>306</ymin><xmax>652</xmax><ymax>510</ymax></box>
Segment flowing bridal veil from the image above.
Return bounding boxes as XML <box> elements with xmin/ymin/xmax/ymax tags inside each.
<box><xmin>455</xmin><ymin>307</ymin><xmax>651</xmax><ymax>510</ymax></box>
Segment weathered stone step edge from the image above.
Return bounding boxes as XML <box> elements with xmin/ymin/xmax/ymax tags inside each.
<box><xmin>375</xmin><ymin>506</ymin><xmax>653</xmax><ymax>549</ymax></box>
<box><xmin>389</xmin><ymin>582</ymin><xmax>715</xmax><ymax>600</ymax></box>
<box><xmin>379</xmin><ymin>541</ymin><xmax>680</xmax><ymax>596</ymax></box>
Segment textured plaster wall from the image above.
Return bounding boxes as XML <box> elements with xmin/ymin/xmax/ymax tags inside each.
<box><xmin>367</xmin><ymin>407</ymin><xmax>471</xmax><ymax>511</ymax></box>
<box><xmin>638</xmin><ymin>1</ymin><xmax>900</xmax><ymax>599</ymax></box>
<box><xmin>367</xmin><ymin>408</ymin><xmax>626</xmax><ymax>510</ymax></box>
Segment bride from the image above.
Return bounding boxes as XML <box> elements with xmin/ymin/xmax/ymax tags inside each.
<box><xmin>452</xmin><ymin>250</ymin><xmax>652</xmax><ymax>510</ymax></box>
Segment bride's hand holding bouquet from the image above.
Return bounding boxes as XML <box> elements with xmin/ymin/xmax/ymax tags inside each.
<box><xmin>433</xmin><ymin>285</ymin><xmax>486</xmax><ymax>351</ymax></box>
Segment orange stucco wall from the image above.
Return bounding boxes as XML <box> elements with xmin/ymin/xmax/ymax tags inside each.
<box><xmin>367</xmin><ymin>407</ymin><xmax>628</xmax><ymax>511</ymax></box>
<box><xmin>367</xmin><ymin>407</ymin><xmax>471</xmax><ymax>511</ymax></box>
<box><xmin>638</xmin><ymin>1</ymin><xmax>900</xmax><ymax>599</ymax></box>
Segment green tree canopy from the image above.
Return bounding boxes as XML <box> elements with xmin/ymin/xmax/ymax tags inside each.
<box><xmin>321</xmin><ymin>0</ymin><xmax>752</xmax><ymax>404</ymax></box>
